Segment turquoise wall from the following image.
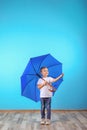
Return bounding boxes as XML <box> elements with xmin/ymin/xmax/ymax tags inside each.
<box><xmin>0</xmin><ymin>0</ymin><xmax>87</xmax><ymax>109</ymax></box>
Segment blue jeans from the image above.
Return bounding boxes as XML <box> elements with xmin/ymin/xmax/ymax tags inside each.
<box><xmin>40</xmin><ymin>97</ymin><xmax>51</xmax><ymax>119</ymax></box>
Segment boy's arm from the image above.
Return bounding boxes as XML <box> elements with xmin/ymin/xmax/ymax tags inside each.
<box><xmin>52</xmin><ymin>73</ymin><xmax>64</xmax><ymax>83</ymax></box>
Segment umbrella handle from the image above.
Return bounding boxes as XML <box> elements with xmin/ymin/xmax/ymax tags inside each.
<box><xmin>48</xmin><ymin>88</ymin><xmax>56</xmax><ymax>92</ymax></box>
<box><xmin>48</xmin><ymin>84</ymin><xmax>56</xmax><ymax>92</ymax></box>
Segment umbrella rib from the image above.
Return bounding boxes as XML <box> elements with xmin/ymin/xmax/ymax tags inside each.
<box><xmin>35</xmin><ymin>78</ymin><xmax>38</xmax><ymax>101</ymax></box>
<box><xmin>22</xmin><ymin>77</ymin><xmax>35</xmax><ymax>93</ymax></box>
<box><xmin>37</xmin><ymin>54</ymin><xmax>49</xmax><ymax>71</ymax></box>
<box><xmin>47</xmin><ymin>63</ymin><xmax>62</xmax><ymax>68</ymax></box>
<box><xmin>37</xmin><ymin>54</ymin><xmax>62</xmax><ymax>71</ymax></box>
<box><xmin>30</xmin><ymin>60</ymin><xmax>37</xmax><ymax>74</ymax></box>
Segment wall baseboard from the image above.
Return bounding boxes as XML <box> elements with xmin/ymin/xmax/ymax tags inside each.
<box><xmin>0</xmin><ymin>110</ymin><xmax>87</xmax><ymax>112</ymax></box>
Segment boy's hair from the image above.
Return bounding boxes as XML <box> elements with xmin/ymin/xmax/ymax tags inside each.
<box><xmin>40</xmin><ymin>67</ymin><xmax>47</xmax><ymax>72</ymax></box>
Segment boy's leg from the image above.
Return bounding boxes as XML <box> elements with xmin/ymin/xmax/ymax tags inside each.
<box><xmin>45</xmin><ymin>97</ymin><xmax>51</xmax><ymax>120</ymax></box>
<box><xmin>41</xmin><ymin>98</ymin><xmax>45</xmax><ymax>119</ymax></box>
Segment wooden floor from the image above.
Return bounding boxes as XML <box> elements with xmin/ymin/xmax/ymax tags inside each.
<box><xmin>0</xmin><ymin>111</ymin><xmax>87</xmax><ymax>130</ymax></box>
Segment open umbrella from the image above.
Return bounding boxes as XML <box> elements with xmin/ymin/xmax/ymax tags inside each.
<box><xmin>21</xmin><ymin>54</ymin><xmax>63</xmax><ymax>102</ymax></box>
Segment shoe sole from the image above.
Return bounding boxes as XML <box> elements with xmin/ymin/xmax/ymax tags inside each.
<box><xmin>41</xmin><ymin>123</ymin><xmax>45</xmax><ymax>125</ymax></box>
<box><xmin>41</xmin><ymin>122</ymin><xmax>45</xmax><ymax>125</ymax></box>
<box><xmin>46</xmin><ymin>123</ymin><xmax>50</xmax><ymax>125</ymax></box>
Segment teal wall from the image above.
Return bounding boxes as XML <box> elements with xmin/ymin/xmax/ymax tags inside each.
<box><xmin>0</xmin><ymin>0</ymin><xmax>87</xmax><ymax>109</ymax></box>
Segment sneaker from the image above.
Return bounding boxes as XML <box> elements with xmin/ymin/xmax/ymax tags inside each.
<box><xmin>46</xmin><ymin>119</ymin><xmax>50</xmax><ymax>125</ymax></box>
<box><xmin>40</xmin><ymin>119</ymin><xmax>45</xmax><ymax>125</ymax></box>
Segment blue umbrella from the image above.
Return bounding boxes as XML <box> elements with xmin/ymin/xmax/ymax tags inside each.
<box><xmin>21</xmin><ymin>54</ymin><xmax>63</xmax><ymax>102</ymax></box>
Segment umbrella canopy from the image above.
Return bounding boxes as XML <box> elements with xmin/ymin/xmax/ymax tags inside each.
<box><xmin>21</xmin><ymin>54</ymin><xmax>63</xmax><ymax>102</ymax></box>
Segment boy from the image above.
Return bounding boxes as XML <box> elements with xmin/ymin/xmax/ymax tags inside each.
<box><xmin>37</xmin><ymin>67</ymin><xmax>64</xmax><ymax>125</ymax></box>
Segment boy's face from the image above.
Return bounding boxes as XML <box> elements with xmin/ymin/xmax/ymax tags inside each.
<box><xmin>41</xmin><ymin>68</ymin><xmax>49</xmax><ymax>77</ymax></box>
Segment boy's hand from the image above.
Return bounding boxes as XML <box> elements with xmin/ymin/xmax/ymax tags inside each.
<box><xmin>38</xmin><ymin>80</ymin><xmax>48</xmax><ymax>89</ymax></box>
<box><xmin>43</xmin><ymin>80</ymin><xmax>51</xmax><ymax>87</ymax></box>
<box><xmin>43</xmin><ymin>80</ymin><xmax>48</xmax><ymax>86</ymax></box>
<box><xmin>61</xmin><ymin>73</ymin><xmax>64</xmax><ymax>77</ymax></box>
